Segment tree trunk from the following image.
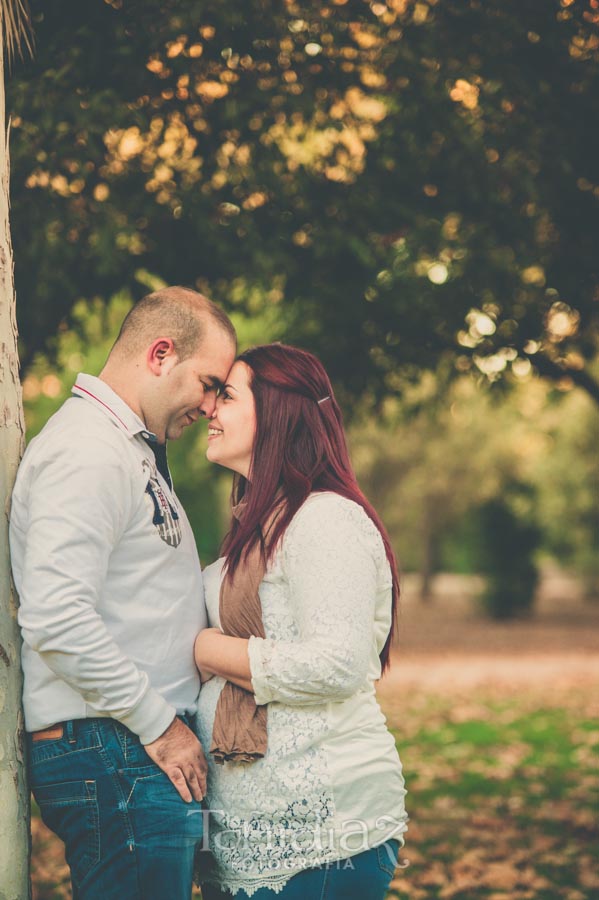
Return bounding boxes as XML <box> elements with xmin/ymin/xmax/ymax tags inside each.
<box><xmin>0</xmin><ymin>47</ymin><xmax>30</xmax><ymax>900</ymax></box>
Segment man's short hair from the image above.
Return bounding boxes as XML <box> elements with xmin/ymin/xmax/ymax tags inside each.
<box><xmin>112</xmin><ymin>286</ymin><xmax>236</xmax><ymax>360</ymax></box>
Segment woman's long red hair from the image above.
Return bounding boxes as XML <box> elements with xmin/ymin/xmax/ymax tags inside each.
<box><xmin>221</xmin><ymin>343</ymin><xmax>400</xmax><ymax>671</ymax></box>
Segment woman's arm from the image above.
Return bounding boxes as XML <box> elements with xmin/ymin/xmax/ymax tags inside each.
<box><xmin>247</xmin><ymin>494</ymin><xmax>383</xmax><ymax>707</ymax></box>
<box><xmin>195</xmin><ymin>496</ymin><xmax>386</xmax><ymax>706</ymax></box>
<box><xmin>194</xmin><ymin>628</ymin><xmax>253</xmax><ymax>693</ymax></box>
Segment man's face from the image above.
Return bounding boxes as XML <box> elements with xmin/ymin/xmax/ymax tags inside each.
<box><xmin>148</xmin><ymin>326</ymin><xmax>235</xmax><ymax>442</ymax></box>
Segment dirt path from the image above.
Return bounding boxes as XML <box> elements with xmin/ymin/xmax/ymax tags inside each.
<box><xmin>381</xmin><ymin>572</ymin><xmax>599</xmax><ymax>701</ymax></box>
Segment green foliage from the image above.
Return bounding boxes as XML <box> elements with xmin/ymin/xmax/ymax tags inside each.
<box><xmin>7</xmin><ymin>0</ymin><xmax>599</xmax><ymax>403</ymax></box>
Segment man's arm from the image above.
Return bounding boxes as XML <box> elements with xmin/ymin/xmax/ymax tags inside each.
<box><xmin>15</xmin><ymin>442</ymin><xmax>206</xmax><ymax>800</ymax></box>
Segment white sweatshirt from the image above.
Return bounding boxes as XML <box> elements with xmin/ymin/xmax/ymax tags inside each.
<box><xmin>10</xmin><ymin>374</ymin><xmax>206</xmax><ymax>745</ymax></box>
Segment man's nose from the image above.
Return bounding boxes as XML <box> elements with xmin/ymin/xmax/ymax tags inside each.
<box><xmin>199</xmin><ymin>394</ymin><xmax>217</xmax><ymax>418</ymax></box>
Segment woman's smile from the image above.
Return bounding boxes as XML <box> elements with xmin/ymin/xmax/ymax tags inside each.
<box><xmin>205</xmin><ymin>361</ymin><xmax>256</xmax><ymax>478</ymax></box>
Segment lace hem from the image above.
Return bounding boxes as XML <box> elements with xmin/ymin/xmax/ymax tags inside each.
<box><xmin>203</xmin><ymin>869</ymin><xmax>297</xmax><ymax>897</ymax></box>
<box><xmin>201</xmin><ymin>832</ymin><xmax>407</xmax><ymax>897</ymax></box>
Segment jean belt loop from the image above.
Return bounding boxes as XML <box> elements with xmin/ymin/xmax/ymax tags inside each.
<box><xmin>65</xmin><ymin>719</ymin><xmax>76</xmax><ymax>744</ymax></box>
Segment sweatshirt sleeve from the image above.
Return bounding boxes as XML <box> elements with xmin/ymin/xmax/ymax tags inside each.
<box><xmin>248</xmin><ymin>494</ymin><xmax>383</xmax><ymax>707</ymax></box>
<box><xmin>15</xmin><ymin>441</ymin><xmax>176</xmax><ymax>744</ymax></box>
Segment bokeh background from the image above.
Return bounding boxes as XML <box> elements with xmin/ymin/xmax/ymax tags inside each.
<box><xmin>6</xmin><ymin>1</ymin><xmax>598</xmax><ymax>897</ymax></box>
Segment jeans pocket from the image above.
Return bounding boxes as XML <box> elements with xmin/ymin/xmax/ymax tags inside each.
<box><xmin>34</xmin><ymin>779</ymin><xmax>100</xmax><ymax>886</ymax></box>
<box><xmin>126</xmin><ymin>770</ymin><xmax>204</xmax><ymax>847</ymax></box>
<box><xmin>125</xmin><ymin>769</ymin><xmax>172</xmax><ymax>806</ymax></box>
<box><xmin>375</xmin><ymin>839</ymin><xmax>400</xmax><ymax>879</ymax></box>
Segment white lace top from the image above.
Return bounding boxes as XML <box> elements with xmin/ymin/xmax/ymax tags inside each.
<box><xmin>196</xmin><ymin>492</ymin><xmax>408</xmax><ymax>896</ymax></box>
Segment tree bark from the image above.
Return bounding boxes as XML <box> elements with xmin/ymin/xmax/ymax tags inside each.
<box><xmin>0</xmin><ymin>46</ymin><xmax>29</xmax><ymax>900</ymax></box>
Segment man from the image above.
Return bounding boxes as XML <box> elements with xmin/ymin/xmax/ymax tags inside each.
<box><xmin>10</xmin><ymin>286</ymin><xmax>236</xmax><ymax>899</ymax></box>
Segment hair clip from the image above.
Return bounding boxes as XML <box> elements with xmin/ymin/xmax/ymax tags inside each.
<box><xmin>317</xmin><ymin>395</ymin><xmax>331</xmax><ymax>405</ymax></box>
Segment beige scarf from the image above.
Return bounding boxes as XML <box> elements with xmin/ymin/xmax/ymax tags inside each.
<box><xmin>210</xmin><ymin>502</ymin><xmax>282</xmax><ymax>764</ymax></box>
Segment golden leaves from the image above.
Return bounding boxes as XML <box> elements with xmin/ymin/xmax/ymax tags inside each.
<box><xmin>360</xmin><ymin>67</ymin><xmax>387</xmax><ymax>88</ymax></box>
<box><xmin>413</xmin><ymin>2</ymin><xmax>430</xmax><ymax>25</ymax></box>
<box><xmin>345</xmin><ymin>86</ymin><xmax>387</xmax><ymax>122</ymax></box>
<box><xmin>194</xmin><ymin>80</ymin><xmax>229</xmax><ymax>100</ymax></box>
<box><xmin>450</xmin><ymin>78</ymin><xmax>480</xmax><ymax>110</ymax></box>
<box><xmin>569</xmin><ymin>31</ymin><xmax>599</xmax><ymax>60</ymax></box>
<box><xmin>349</xmin><ymin>23</ymin><xmax>383</xmax><ymax>49</ymax></box>
<box><xmin>545</xmin><ymin>302</ymin><xmax>580</xmax><ymax>341</ymax></box>
<box><xmin>93</xmin><ymin>184</ymin><xmax>110</xmax><ymax>202</ymax></box>
<box><xmin>109</xmin><ymin>126</ymin><xmax>144</xmax><ymax>161</ymax></box>
<box><xmin>103</xmin><ymin>116</ymin><xmax>201</xmax><ymax>210</ymax></box>
<box><xmin>520</xmin><ymin>265</ymin><xmax>546</xmax><ymax>287</ymax></box>
<box><xmin>242</xmin><ymin>191</ymin><xmax>269</xmax><ymax>211</ymax></box>
<box><xmin>146</xmin><ymin>56</ymin><xmax>166</xmax><ymax>76</ymax></box>
<box><xmin>166</xmin><ymin>37</ymin><xmax>187</xmax><ymax>59</ymax></box>
<box><xmin>389</xmin><ymin>0</ymin><xmax>410</xmax><ymax>12</ymax></box>
<box><xmin>265</xmin><ymin>115</ymin><xmax>372</xmax><ymax>183</ymax></box>
<box><xmin>25</xmin><ymin>171</ymin><xmax>86</xmax><ymax>198</ymax></box>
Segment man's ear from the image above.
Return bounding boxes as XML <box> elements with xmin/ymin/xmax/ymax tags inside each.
<box><xmin>147</xmin><ymin>338</ymin><xmax>177</xmax><ymax>375</ymax></box>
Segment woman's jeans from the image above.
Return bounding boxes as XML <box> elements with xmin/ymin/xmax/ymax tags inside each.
<box><xmin>202</xmin><ymin>839</ymin><xmax>401</xmax><ymax>900</ymax></box>
<box><xmin>28</xmin><ymin>717</ymin><xmax>204</xmax><ymax>899</ymax></box>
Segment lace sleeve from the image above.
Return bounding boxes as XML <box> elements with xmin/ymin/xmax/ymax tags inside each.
<box><xmin>248</xmin><ymin>493</ymin><xmax>383</xmax><ymax>706</ymax></box>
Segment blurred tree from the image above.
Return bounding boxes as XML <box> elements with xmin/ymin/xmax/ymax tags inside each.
<box><xmin>0</xmin><ymin>2</ymin><xmax>32</xmax><ymax>896</ymax></box>
<box><xmin>351</xmin><ymin>370</ymin><xmax>528</xmax><ymax>599</ymax></box>
<box><xmin>352</xmin><ymin>369</ymin><xmax>599</xmax><ymax>611</ymax></box>
<box><xmin>472</xmin><ymin>483</ymin><xmax>541</xmax><ymax>619</ymax></box>
<box><xmin>6</xmin><ymin>0</ymin><xmax>599</xmax><ymax>403</ymax></box>
<box><xmin>528</xmin><ymin>385</ymin><xmax>599</xmax><ymax>594</ymax></box>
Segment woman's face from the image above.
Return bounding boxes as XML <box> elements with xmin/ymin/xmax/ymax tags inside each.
<box><xmin>206</xmin><ymin>361</ymin><xmax>256</xmax><ymax>478</ymax></box>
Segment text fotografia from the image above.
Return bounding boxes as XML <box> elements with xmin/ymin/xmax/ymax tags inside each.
<box><xmin>192</xmin><ymin>810</ymin><xmax>410</xmax><ymax>873</ymax></box>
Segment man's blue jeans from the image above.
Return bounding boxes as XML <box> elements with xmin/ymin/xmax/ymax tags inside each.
<box><xmin>202</xmin><ymin>839</ymin><xmax>401</xmax><ymax>900</ymax></box>
<box><xmin>28</xmin><ymin>717</ymin><xmax>204</xmax><ymax>899</ymax></box>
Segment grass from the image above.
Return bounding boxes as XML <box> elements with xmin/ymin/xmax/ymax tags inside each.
<box><xmin>384</xmin><ymin>688</ymin><xmax>598</xmax><ymax>900</ymax></box>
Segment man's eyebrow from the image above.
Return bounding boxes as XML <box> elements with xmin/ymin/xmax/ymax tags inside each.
<box><xmin>205</xmin><ymin>376</ymin><xmax>224</xmax><ymax>391</ymax></box>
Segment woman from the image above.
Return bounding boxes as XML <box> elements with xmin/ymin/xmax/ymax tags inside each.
<box><xmin>195</xmin><ymin>344</ymin><xmax>407</xmax><ymax>899</ymax></box>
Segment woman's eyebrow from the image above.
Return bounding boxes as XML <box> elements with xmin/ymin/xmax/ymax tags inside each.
<box><xmin>223</xmin><ymin>383</ymin><xmax>239</xmax><ymax>393</ymax></box>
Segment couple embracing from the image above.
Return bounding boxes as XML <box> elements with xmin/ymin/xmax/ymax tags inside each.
<box><xmin>10</xmin><ymin>286</ymin><xmax>407</xmax><ymax>900</ymax></box>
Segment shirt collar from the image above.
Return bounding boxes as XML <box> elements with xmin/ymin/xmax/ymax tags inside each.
<box><xmin>72</xmin><ymin>373</ymin><xmax>158</xmax><ymax>442</ymax></box>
